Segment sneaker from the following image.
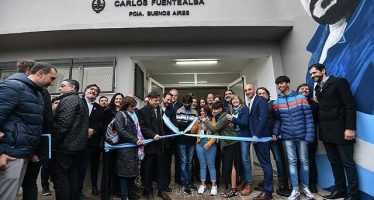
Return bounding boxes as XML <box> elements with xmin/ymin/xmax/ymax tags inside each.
<box><xmin>182</xmin><ymin>186</ymin><xmax>191</xmax><ymax>195</ymax></box>
<box><xmin>198</xmin><ymin>185</ymin><xmax>206</xmax><ymax>194</ymax></box>
<box><xmin>287</xmin><ymin>189</ymin><xmax>300</xmax><ymax>200</ymax></box>
<box><xmin>210</xmin><ymin>185</ymin><xmax>218</xmax><ymax>196</ymax></box>
<box><xmin>42</xmin><ymin>187</ymin><xmax>51</xmax><ymax>196</ymax></box>
<box><xmin>189</xmin><ymin>184</ymin><xmax>197</xmax><ymax>191</ymax></box>
<box><xmin>302</xmin><ymin>187</ymin><xmax>315</xmax><ymax>199</ymax></box>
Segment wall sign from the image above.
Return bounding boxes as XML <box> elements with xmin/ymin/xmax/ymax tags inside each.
<box><xmin>92</xmin><ymin>0</ymin><xmax>205</xmax><ymax>16</ymax></box>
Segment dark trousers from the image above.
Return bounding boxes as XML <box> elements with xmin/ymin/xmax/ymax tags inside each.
<box><xmin>22</xmin><ymin>161</ymin><xmax>42</xmax><ymax>200</ymax></box>
<box><xmin>51</xmin><ymin>151</ymin><xmax>80</xmax><ymax>200</ymax></box>
<box><xmin>41</xmin><ymin>158</ymin><xmax>51</xmax><ymax>189</ymax></box>
<box><xmin>78</xmin><ymin>147</ymin><xmax>101</xmax><ymax>192</ymax></box>
<box><xmin>254</xmin><ymin>141</ymin><xmax>273</xmax><ymax>194</ymax></box>
<box><xmin>164</xmin><ymin>148</ymin><xmax>173</xmax><ymax>187</ymax></box>
<box><xmin>119</xmin><ymin>177</ymin><xmax>135</xmax><ymax>196</ymax></box>
<box><xmin>170</xmin><ymin>144</ymin><xmax>181</xmax><ymax>184</ymax></box>
<box><xmin>221</xmin><ymin>142</ymin><xmax>240</xmax><ymax>186</ymax></box>
<box><xmin>143</xmin><ymin>152</ymin><xmax>168</xmax><ymax>194</ymax></box>
<box><xmin>100</xmin><ymin>150</ymin><xmax>120</xmax><ymax>200</ymax></box>
<box><xmin>324</xmin><ymin>142</ymin><xmax>359</xmax><ymax>198</ymax></box>
<box><xmin>308</xmin><ymin>141</ymin><xmax>318</xmax><ymax>186</ymax></box>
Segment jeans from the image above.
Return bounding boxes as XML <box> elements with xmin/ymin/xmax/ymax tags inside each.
<box><xmin>119</xmin><ymin>177</ymin><xmax>135</xmax><ymax>196</ymax></box>
<box><xmin>178</xmin><ymin>144</ymin><xmax>195</xmax><ymax>186</ymax></box>
<box><xmin>196</xmin><ymin>139</ymin><xmax>217</xmax><ymax>182</ymax></box>
<box><xmin>240</xmin><ymin>141</ymin><xmax>252</xmax><ymax>184</ymax></box>
<box><xmin>270</xmin><ymin>141</ymin><xmax>284</xmax><ymax>181</ymax></box>
<box><xmin>284</xmin><ymin>140</ymin><xmax>309</xmax><ymax>190</ymax></box>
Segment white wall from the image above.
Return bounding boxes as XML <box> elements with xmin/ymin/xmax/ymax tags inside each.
<box><xmin>241</xmin><ymin>56</ymin><xmax>278</xmax><ymax>100</ymax></box>
<box><xmin>0</xmin><ymin>0</ymin><xmax>288</xmax><ymax>34</ymax></box>
<box><xmin>273</xmin><ymin>0</ymin><xmax>318</xmax><ymax>89</ymax></box>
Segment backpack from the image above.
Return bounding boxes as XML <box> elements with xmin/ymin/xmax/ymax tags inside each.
<box><xmin>105</xmin><ymin>111</ymin><xmax>127</xmax><ymax>145</ymax></box>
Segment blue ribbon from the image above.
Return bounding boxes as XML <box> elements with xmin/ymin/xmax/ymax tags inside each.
<box><xmin>104</xmin><ymin>115</ymin><xmax>272</xmax><ymax>152</ymax></box>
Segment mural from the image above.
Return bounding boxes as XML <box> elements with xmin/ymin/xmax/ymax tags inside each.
<box><xmin>300</xmin><ymin>0</ymin><xmax>374</xmax><ymax>199</ymax></box>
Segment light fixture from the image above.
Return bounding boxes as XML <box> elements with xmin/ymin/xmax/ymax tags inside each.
<box><xmin>174</xmin><ymin>59</ymin><xmax>218</xmax><ymax>65</ymax></box>
<box><xmin>178</xmin><ymin>81</ymin><xmax>208</xmax><ymax>84</ymax></box>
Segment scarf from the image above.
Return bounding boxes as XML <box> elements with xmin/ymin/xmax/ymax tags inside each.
<box><xmin>127</xmin><ymin>111</ymin><xmax>145</xmax><ymax>160</ymax></box>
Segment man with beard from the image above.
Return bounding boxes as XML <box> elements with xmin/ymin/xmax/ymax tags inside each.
<box><xmin>78</xmin><ymin>84</ymin><xmax>104</xmax><ymax>197</ymax></box>
<box><xmin>176</xmin><ymin>95</ymin><xmax>198</xmax><ymax>194</ymax></box>
<box><xmin>52</xmin><ymin>79</ymin><xmax>89</xmax><ymax>200</ymax></box>
<box><xmin>223</xmin><ymin>90</ymin><xmax>234</xmax><ymax>113</ymax></box>
<box><xmin>169</xmin><ymin>89</ymin><xmax>182</xmax><ymax>185</ymax></box>
<box><xmin>309</xmin><ymin>64</ymin><xmax>358</xmax><ymax>200</ymax></box>
<box><xmin>138</xmin><ymin>91</ymin><xmax>171</xmax><ymax>200</ymax></box>
<box><xmin>301</xmin><ymin>0</ymin><xmax>373</xmax><ymax>115</ymax></box>
<box><xmin>160</xmin><ymin>92</ymin><xmax>177</xmax><ymax>192</ymax></box>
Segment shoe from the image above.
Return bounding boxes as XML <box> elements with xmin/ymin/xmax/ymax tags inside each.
<box><xmin>236</xmin><ymin>182</ymin><xmax>245</xmax><ymax>191</ymax></box>
<box><xmin>309</xmin><ymin>185</ymin><xmax>318</xmax><ymax>193</ymax></box>
<box><xmin>302</xmin><ymin>187</ymin><xmax>315</xmax><ymax>199</ymax></box>
<box><xmin>182</xmin><ymin>186</ymin><xmax>191</xmax><ymax>194</ymax></box>
<box><xmin>41</xmin><ymin>187</ymin><xmax>51</xmax><ymax>196</ymax></box>
<box><xmin>222</xmin><ymin>188</ymin><xmax>238</xmax><ymax>198</ymax></box>
<box><xmin>158</xmin><ymin>191</ymin><xmax>171</xmax><ymax>200</ymax></box>
<box><xmin>254</xmin><ymin>182</ymin><xmax>264</xmax><ymax>191</ymax></box>
<box><xmin>210</xmin><ymin>185</ymin><xmax>218</xmax><ymax>196</ymax></box>
<box><xmin>287</xmin><ymin>190</ymin><xmax>301</xmax><ymax>200</ymax></box>
<box><xmin>323</xmin><ymin>190</ymin><xmax>346</xmax><ymax>199</ymax></box>
<box><xmin>253</xmin><ymin>191</ymin><xmax>273</xmax><ymax>200</ymax></box>
<box><xmin>189</xmin><ymin>184</ymin><xmax>197</xmax><ymax>191</ymax></box>
<box><xmin>241</xmin><ymin>184</ymin><xmax>253</xmax><ymax>196</ymax></box>
<box><xmin>198</xmin><ymin>185</ymin><xmax>206</xmax><ymax>194</ymax></box>
<box><xmin>164</xmin><ymin>187</ymin><xmax>172</xmax><ymax>192</ymax></box>
<box><xmin>91</xmin><ymin>187</ymin><xmax>99</xmax><ymax>196</ymax></box>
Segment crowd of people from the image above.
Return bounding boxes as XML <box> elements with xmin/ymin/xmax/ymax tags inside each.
<box><xmin>0</xmin><ymin>60</ymin><xmax>359</xmax><ymax>200</ymax></box>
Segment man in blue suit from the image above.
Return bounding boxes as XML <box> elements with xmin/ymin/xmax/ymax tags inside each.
<box><xmin>245</xmin><ymin>83</ymin><xmax>273</xmax><ymax>200</ymax></box>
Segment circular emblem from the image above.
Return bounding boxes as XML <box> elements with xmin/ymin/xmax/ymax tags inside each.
<box><xmin>92</xmin><ymin>0</ymin><xmax>105</xmax><ymax>13</ymax></box>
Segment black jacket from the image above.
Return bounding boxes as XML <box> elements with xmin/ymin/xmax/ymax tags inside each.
<box><xmin>83</xmin><ymin>98</ymin><xmax>104</xmax><ymax>148</ymax></box>
<box><xmin>137</xmin><ymin>104</ymin><xmax>165</xmax><ymax>155</ymax></box>
<box><xmin>315</xmin><ymin>76</ymin><xmax>356</xmax><ymax>144</ymax></box>
<box><xmin>53</xmin><ymin>92</ymin><xmax>89</xmax><ymax>152</ymax></box>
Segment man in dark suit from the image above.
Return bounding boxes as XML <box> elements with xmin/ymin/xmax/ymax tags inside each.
<box><xmin>245</xmin><ymin>83</ymin><xmax>273</xmax><ymax>200</ymax></box>
<box><xmin>169</xmin><ymin>89</ymin><xmax>182</xmax><ymax>185</ymax></box>
<box><xmin>78</xmin><ymin>84</ymin><xmax>104</xmax><ymax>197</ymax></box>
<box><xmin>309</xmin><ymin>63</ymin><xmax>358</xmax><ymax>200</ymax></box>
<box><xmin>138</xmin><ymin>91</ymin><xmax>171</xmax><ymax>200</ymax></box>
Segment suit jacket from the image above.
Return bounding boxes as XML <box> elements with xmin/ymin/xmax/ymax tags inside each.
<box><xmin>83</xmin><ymin>98</ymin><xmax>104</xmax><ymax>148</ymax></box>
<box><xmin>138</xmin><ymin>103</ymin><xmax>165</xmax><ymax>154</ymax></box>
<box><xmin>248</xmin><ymin>95</ymin><xmax>270</xmax><ymax>138</ymax></box>
<box><xmin>232</xmin><ymin>105</ymin><xmax>250</xmax><ymax>137</ymax></box>
<box><xmin>315</xmin><ymin>76</ymin><xmax>356</xmax><ymax>144</ymax></box>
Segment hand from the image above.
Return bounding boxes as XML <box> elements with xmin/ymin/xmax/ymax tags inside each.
<box><xmin>154</xmin><ymin>134</ymin><xmax>161</xmax><ymax>140</ymax></box>
<box><xmin>272</xmin><ymin>135</ymin><xmax>277</xmax><ymax>141</ymax></box>
<box><xmin>226</xmin><ymin>114</ymin><xmax>233</xmax><ymax>121</ymax></box>
<box><xmin>203</xmin><ymin>143</ymin><xmax>210</xmax><ymax>150</ymax></box>
<box><xmin>252</xmin><ymin>135</ymin><xmax>258</xmax><ymax>144</ymax></box>
<box><xmin>31</xmin><ymin>155</ymin><xmax>40</xmax><ymax>162</ymax></box>
<box><xmin>88</xmin><ymin>128</ymin><xmax>94</xmax><ymax>138</ymax></box>
<box><xmin>137</xmin><ymin>140</ymin><xmax>143</xmax><ymax>145</ymax></box>
<box><xmin>0</xmin><ymin>154</ymin><xmax>16</xmax><ymax>171</ymax></box>
<box><xmin>344</xmin><ymin>129</ymin><xmax>356</xmax><ymax>140</ymax></box>
<box><xmin>0</xmin><ymin>131</ymin><xmax>4</xmax><ymax>140</ymax></box>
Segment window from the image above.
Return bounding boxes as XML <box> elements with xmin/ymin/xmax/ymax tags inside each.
<box><xmin>0</xmin><ymin>57</ymin><xmax>116</xmax><ymax>94</ymax></box>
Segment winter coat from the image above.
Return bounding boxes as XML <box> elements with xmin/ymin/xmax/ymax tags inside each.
<box><xmin>114</xmin><ymin>111</ymin><xmax>139</xmax><ymax>177</ymax></box>
<box><xmin>204</xmin><ymin>112</ymin><xmax>238</xmax><ymax>148</ymax></box>
<box><xmin>273</xmin><ymin>91</ymin><xmax>315</xmax><ymax>143</ymax></box>
<box><xmin>231</xmin><ymin>105</ymin><xmax>250</xmax><ymax>137</ymax></box>
<box><xmin>53</xmin><ymin>92</ymin><xmax>89</xmax><ymax>152</ymax></box>
<box><xmin>0</xmin><ymin>73</ymin><xmax>44</xmax><ymax>158</ymax></box>
<box><xmin>315</xmin><ymin>76</ymin><xmax>356</xmax><ymax>144</ymax></box>
<box><xmin>176</xmin><ymin>106</ymin><xmax>198</xmax><ymax>145</ymax></box>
